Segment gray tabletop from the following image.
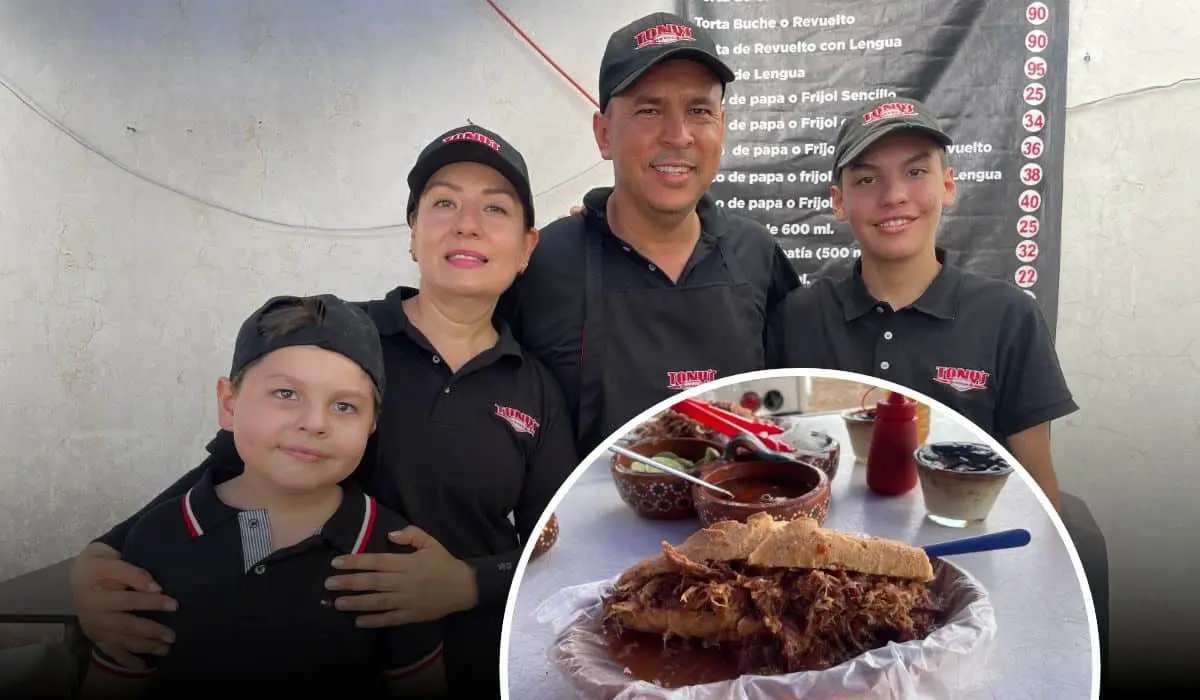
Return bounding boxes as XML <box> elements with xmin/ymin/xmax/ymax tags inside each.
<box><xmin>0</xmin><ymin>558</ymin><xmax>74</xmax><ymax>624</ymax></box>
<box><xmin>505</xmin><ymin>413</ymin><xmax>1095</xmax><ymax>699</ymax></box>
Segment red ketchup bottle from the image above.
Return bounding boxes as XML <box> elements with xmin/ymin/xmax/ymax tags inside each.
<box><xmin>865</xmin><ymin>391</ymin><xmax>920</xmax><ymax>496</ymax></box>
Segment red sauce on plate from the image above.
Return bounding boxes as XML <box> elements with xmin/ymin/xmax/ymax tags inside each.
<box><xmin>721</xmin><ymin>476</ymin><xmax>810</xmax><ymax>504</ymax></box>
<box><xmin>608</xmin><ymin>630</ymin><xmax>740</xmax><ymax>688</ymax></box>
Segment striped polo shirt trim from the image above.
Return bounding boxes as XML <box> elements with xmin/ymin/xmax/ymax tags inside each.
<box><xmin>181</xmin><ymin>488</ymin><xmax>377</xmax><ymax>556</ymax></box>
<box><xmin>384</xmin><ymin>643</ymin><xmax>444</xmax><ymax>678</ymax></box>
<box><xmin>352</xmin><ymin>492</ymin><xmax>376</xmax><ymax>554</ymax></box>
<box><xmin>90</xmin><ymin>649</ymin><xmax>155</xmax><ymax>678</ymax></box>
<box><xmin>182</xmin><ymin>490</ymin><xmax>203</xmax><ymax>537</ymax></box>
<box><xmin>237</xmin><ymin>509</ymin><xmax>273</xmax><ymax>573</ymax></box>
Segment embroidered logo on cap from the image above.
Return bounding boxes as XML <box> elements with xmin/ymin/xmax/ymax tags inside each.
<box><xmin>863</xmin><ymin>102</ymin><xmax>917</xmax><ymax>124</ymax></box>
<box><xmin>443</xmin><ymin>131</ymin><xmax>501</xmax><ymax>151</ymax></box>
<box><xmin>666</xmin><ymin>369</ymin><xmax>718</xmax><ymax>391</ymax></box>
<box><xmin>933</xmin><ymin>366</ymin><xmax>990</xmax><ymax>392</ymax></box>
<box><xmin>634</xmin><ymin>24</ymin><xmax>695</xmax><ymax>49</ymax></box>
<box><xmin>495</xmin><ymin>404</ymin><xmax>539</xmax><ymax>437</ymax></box>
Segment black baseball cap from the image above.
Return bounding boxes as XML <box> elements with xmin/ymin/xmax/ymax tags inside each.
<box><xmin>598</xmin><ymin>12</ymin><xmax>736</xmax><ymax>112</ymax></box>
<box><xmin>406</xmin><ymin>125</ymin><xmax>535</xmax><ymax>229</ymax></box>
<box><xmin>833</xmin><ymin>97</ymin><xmax>953</xmax><ymax>178</ymax></box>
<box><xmin>230</xmin><ymin>294</ymin><xmax>385</xmax><ymax>398</ymax></box>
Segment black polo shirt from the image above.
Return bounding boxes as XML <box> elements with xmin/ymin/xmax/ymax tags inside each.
<box><xmin>97</xmin><ymin>287</ymin><xmax>578</xmax><ymax>699</ymax></box>
<box><xmin>352</xmin><ymin>286</ymin><xmax>578</xmax><ymax>607</ymax></box>
<box><xmin>766</xmin><ymin>248</ymin><xmax>1078</xmax><ymax>446</ymax></box>
<box><xmin>90</xmin><ymin>469</ymin><xmax>442</xmax><ymax>695</ymax></box>
<box><xmin>497</xmin><ymin>187</ymin><xmax>800</xmax><ymax>442</ymax></box>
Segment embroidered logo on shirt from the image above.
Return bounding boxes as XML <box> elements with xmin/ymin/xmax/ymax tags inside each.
<box><xmin>933</xmin><ymin>366</ymin><xmax>990</xmax><ymax>392</ymax></box>
<box><xmin>495</xmin><ymin>404</ymin><xmax>540</xmax><ymax>437</ymax></box>
<box><xmin>666</xmin><ymin>369</ymin><xmax>719</xmax><ymax>391</ymax></box>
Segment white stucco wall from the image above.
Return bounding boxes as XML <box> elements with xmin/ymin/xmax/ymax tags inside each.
<box><xmin>1052</xmin><ymin>0</ymin><xmax>1200</xmax><ymax>675</ymax></box>
<box><xmin>1</xmin><ymin>0</ymin><xmax>1197</xmax><ymax>679</ymax></box>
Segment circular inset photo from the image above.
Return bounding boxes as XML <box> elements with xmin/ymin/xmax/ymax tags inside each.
<box><xmin>504</xmin><ymin>370</ymin><xmax>1097</xmax><ymax>700</ymax></box>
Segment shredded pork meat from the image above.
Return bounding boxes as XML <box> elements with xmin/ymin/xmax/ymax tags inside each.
<box><xmin>602</xmin><ymin>551</ymin><xmax>940</xmax><ymax>675</ymax></box>
<box><xmin>633</xmin><ymin>411</ymin><xmax>723</xmax><ymax>442</ymax></box>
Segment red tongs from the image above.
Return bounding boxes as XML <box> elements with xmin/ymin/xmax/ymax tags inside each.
<box><xmin>672</xmin><ymin>398</ymin><xmax>795</xmax><ymax>452</ymax></box>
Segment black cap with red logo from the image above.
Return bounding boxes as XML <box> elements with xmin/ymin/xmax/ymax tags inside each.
<box><xmin>598</xmin><ymin>12</ymin><xmax>736</xmax><ymax>112</ymax></box>
<box><xmin>406</xmin><ymin>125</ymin><xmax>535</xmax><ymax>229</ymax></box>
<box><xmin>832</xmin><ymin>97</ymin><xmax>954</xmax><ymax>179</ymax></box>
<box><xmin>231</xmin><ymin>294</ymin><xmax>386</xmax><ymax>398</ymax></box>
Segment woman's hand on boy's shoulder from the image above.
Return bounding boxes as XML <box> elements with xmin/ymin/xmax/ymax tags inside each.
<box><xmin>71</xmin><ymin>544</ymin><xmax>177</xmax><ymax>668</ymax></box>
<box><xmin>325</xmin><ymin>525</ymin><xmax>477</xmax><ymax>627</ymax></box>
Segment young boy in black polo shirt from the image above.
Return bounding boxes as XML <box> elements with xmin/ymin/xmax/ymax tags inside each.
<box><xmin>79</xmin><ymin>295</ymin><xmax>446</xmax><ymax>698</ymax></box>
<box><xmin>766</xmin><ymin>97</ymin><xmax>1078</xmax><ymax>511</ymax></box>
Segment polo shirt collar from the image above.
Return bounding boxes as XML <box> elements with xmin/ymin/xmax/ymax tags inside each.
<box><xmin>366</xmin><ymin>285</ymin><xmax>524</xmax><ymax>362</ymax></box>
<box><xmin>183</xmin><ymin>468</ymin><xmax>380</xmax><ymax>555</ymax></box>
<box><xmin>581</xmin><ymin>187</ymin><xmax>728</xmax><ymax>240</ymax></box>
<box><xmin>834</xmin><ymin>247</ymin><xmax>961</xmax><ymax>321</ymax></box>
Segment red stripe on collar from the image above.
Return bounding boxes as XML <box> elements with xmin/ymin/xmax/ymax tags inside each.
<box><xmin>351</xmin><ymin>493</ymin><xmax>377</xmax><ymax>554</ymax></box>
<box><xmin>182</xmin><ymin>489</ymin><xmax>203</xmax><ymax>537</ymax></box>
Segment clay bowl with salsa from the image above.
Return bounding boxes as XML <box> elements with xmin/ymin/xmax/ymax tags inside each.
<box><xmin>692</xmin><ymin>433</ymin><xmax>832</xmax><ymax>527</ymax></box>
<box><xmin>610</xmin><ymin>437</ymin><xmax>724</xmax><ymax>520</ymax></box>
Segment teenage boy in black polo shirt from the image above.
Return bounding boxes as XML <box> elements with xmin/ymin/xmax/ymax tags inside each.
<box><xmin>79</xmin><ymin>295</ymin><xmax>445</xmax><ymax>698</ymax></box>
<box><xmin>766</xmin><ymin>97</ymin><xmax>1078</xmax><ymax>511</ymax></box>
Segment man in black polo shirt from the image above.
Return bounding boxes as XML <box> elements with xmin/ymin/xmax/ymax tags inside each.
<box><xmin>766</xmin><ymin>97</ymin><xmax>1077</xmax><ymax>510</ymax></box>
<box><xmin>79</xmin><ymin>294</ymin><xmax>445</xmax><ymax>697</ymax></box>
<box><xmin>499</xmin><ymin>12</ymin><xmax>800</xmax><ymax>456</ymax></box>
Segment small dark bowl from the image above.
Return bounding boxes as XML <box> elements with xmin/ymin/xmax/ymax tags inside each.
<box><xmin>692</xmin><ymin>433</ymin><xmax>833</xmax><ymax>527</ymax></box>
<box><xmin>610</xmin><ymin>437</ymin><xmax>724</xmax><ymax>520</ymax></box>
<box><xmin>785</xmin><ymin>430</ymin><xmax>842</xmax><ymax>482</ymax></box>
<box><xmin>727</xmin><ymin>428</ymin><xmax>841</xmax><ymax>483</ymax></box>
<box><xmin>914</xmin><ymin>442</ymin><xmax>1015</xmax><ymax>524</ymax></box>
<box><xmin>840</xmin><ymin>408</ymin><xmax>877</xmax><ymax>464</ymax></box>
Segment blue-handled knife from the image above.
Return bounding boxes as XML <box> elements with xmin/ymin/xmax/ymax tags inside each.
<box><xmin>922</xmin><ymin>528</ymin><xmax>1032</xmax><ymax>558</ymax></box>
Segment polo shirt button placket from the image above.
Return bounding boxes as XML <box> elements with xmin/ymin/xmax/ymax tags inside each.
<box><xmin>875</xmin><ymin>307</ymin><xmax>891</xmax><ymax>372</ymax></box>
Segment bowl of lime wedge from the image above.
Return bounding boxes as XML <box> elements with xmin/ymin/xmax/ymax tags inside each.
<box><xmin>609</xmin><ymin>437</ymin><xmax>725</xmax><ymax>519</ymax></box>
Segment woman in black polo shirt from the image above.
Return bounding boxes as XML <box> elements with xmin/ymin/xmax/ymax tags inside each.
<box><xmin>67</xmin><ymin>125</ymin><xmax>578</xmax><ymax>700</ymax></box>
